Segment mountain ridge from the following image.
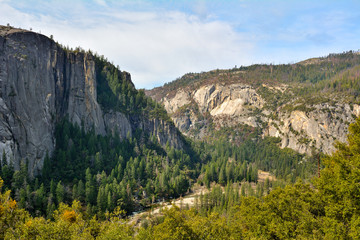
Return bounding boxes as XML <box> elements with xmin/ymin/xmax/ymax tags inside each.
<box><xmin>146</xmin><ymin>51</ymin><xmax>360</xmax><ymax>154</ymax></box>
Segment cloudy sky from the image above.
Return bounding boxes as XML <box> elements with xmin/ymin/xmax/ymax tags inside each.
<box><xmin>1</xmin><ymin>0</ymin><xmax>359</xmax><ymax>89</ymax></box>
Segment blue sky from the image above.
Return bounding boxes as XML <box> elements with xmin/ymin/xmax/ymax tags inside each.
<box><xmin>0</xmin><ymin>0</ymin><xmax>359</xmax><ymax>89</ymax></box>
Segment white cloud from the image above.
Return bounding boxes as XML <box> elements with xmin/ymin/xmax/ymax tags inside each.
<box><xmin>192</xmin><ymin>0</ymin><xmax>209</xmax><ymax>20</ymax></box>
<box><xmin>0</xmin><ymin>1</ymin><xmax>253</xmax><ymax>89</ymax></box>
<box><xmin>94</xmin><ymin>0</ymin><xmax>107</xmax><ymax>7</ymax></box>
<box><xmin>3</xmin><ymin>1</ymin><xmax>356</xmax><ymax>89</ymax></box>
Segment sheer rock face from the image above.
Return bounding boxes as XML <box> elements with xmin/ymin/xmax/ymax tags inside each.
<box><xmin>193</xmin><ymin>84</ymin><xmax>263</xmax><ymax>115</ymax></box>
<box><xmin>148</xmin><ymin>81</ymin><xmax>359</xmax><ymax>155</ymax></box>
<box><xmin>266</xmin><ymin>104</ymin><xmax>359</xmax><ymax>154</ymax></box>
<box><xmin>156</xmin><ymin>83</ymin><xmax>264</xmax><ymax>137</ymax></box>
<box><xmin>0</xmin><ymin>29</ymin><xmax>60</xmax><ymax>175</ymax></box>
<box><xmin>104</xmin><ymin>111</ymin><xmax>132</xmax><ymax>140</ymax></box>
<box><xmin>0</xmin><ymin>27</ymin><xmax>182</xmax><ymax>175</ymax></box>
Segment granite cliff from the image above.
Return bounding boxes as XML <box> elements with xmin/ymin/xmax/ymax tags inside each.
<box><xmin>147</xmin><ymin>53</ymin><xmax>360</xmax><ymax>155</ymax></box>
<box><xmin>0</xmin><ymin>26</ymin><xmax>183</xmax><ymax>176</ymax></box>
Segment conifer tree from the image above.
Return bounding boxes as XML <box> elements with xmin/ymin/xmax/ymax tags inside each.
<box><xmin>77</xmin><ymin>180</ymin><xmax>85</xmax><ymax>202</ymax></box>
<box><xmin>56</xmin><ymin>181</ymin><xmax>65</xmax><ymax>204</ymax></box>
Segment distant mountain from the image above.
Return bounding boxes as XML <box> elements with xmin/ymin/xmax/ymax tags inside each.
<box><xmin>146</xmin><ymin>51</ymin><xmax>360</xmax><ymax>154</ymax></box>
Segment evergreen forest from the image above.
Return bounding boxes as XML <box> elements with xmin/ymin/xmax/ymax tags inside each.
<box><xmin>1</xmin><ymin>116</ymin><xmax>360</xmax><ymax>239</ymax></box>
<box><xmin>0</xmin><ymin>51</ymin><xmax>360</xmax><ymax>239</ymax></box>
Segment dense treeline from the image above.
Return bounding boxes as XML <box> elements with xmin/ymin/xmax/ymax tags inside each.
<box><xmin>1</xmin><ymin>118</ymin><xmax>193</xmax><ymax>219</ymax></box>
<box><xmin>0</xmin><ymin>112</ymin><xmax>315</xmax><ymax>223</ymax></box>
<box><xmin>1</xmin><ymin>117</ymin><xmax>360</xmax><ymax>239</ymax></box>
<box><xmin>1</xmin><ymin>119</ymin><xmax>312</xmax><ymax>220</ymax></box>
<box><xmin>193</xmin><ymin>125</ymin><xmax>315</xmax><ymax>189</ymax></box>
<box><xmin>314</xmin><ymin>64</ymin><xmax>360</xmax><ymax>103</ymax></box>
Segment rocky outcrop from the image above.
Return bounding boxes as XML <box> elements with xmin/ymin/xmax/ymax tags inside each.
<box><xmin>163</xmin><ymin>90</ymin><xmax>191</xmax><ymax>114</ymax></box>
<box><xmin>0</xmin><ymin>26</ymin><xmax>183</xmax><ymax>175</ymax></box>
<box><xmin>266</xmin><ymin>104</ymin><xmax>359</xmax><ymax>154</ymax></box>
<box><xmin>193</xmin><ymin>84</ymin><xmax>263</xmax><ymax>115</ymax></box>
<box><xmin>0</xmin><ymin>29</ymin><xmax>59</xmax><ymax>175</ymax></box>
<box><xmin>148</xmin><ymin>81</ymin><xmax>358</xmax><ymax>155</ymax></box>
<box><xmin>142</xmin><ymin>118</ymin><xmax>184</xmax><ymax>149</ymax></box>
<box><xmin>104</xmin><ymin>111</ymin><xmax>132</xmax><ymax>139</ymax></box>
<box><xmin>154</xmin><ymin>83</ymin><xmax>264</xmax><ymax>137</ymax></box>
<box><xmin>64</xmin><ymin>53</ymin><xmax>106</xmax><ymax>135</ymax></box>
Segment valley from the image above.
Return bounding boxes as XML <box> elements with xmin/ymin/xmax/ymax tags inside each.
<box><xmin>130</xmin><ymin>169</ymin><xmax>276</xmax><ymax>227</ymax></box>
<box><xmin>0</xmin><ymin>25</ymin><xmax>359</xmax><ymax>239</ymax></box>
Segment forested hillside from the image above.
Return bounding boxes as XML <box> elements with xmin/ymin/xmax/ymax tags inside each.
<box><xmin>1</xmin><ymin>116</ymin><xmax>360</xmax><ymax>239</ymax></box>
<box><xmin>149</xmin><ymin>51</ymin><xmax>360</xmax><ymax>101</ymax></box>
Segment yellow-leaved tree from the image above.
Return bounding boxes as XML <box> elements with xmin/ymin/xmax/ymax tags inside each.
<box><xmin>0</xmin><ymin>178</ymin><xmax>29</xmax><ymax>239</ymax></box>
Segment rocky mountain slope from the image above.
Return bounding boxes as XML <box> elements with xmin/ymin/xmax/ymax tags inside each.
<box><xmin>0</xmin><ymin>26</ymin><xmax>183</xmax><ymax>175</ymax></box>
<box><xmin>146</xmin><ymin>52</ymin><xmax>360</xmax><ymax>155</ymax></box>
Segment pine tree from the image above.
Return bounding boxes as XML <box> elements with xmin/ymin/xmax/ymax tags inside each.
<box><xmin>218</xmin><ymin>166</ymin><xmax>226</xmax><ymax>185</ymax></box>
<box><xmin>19</xmin><ymin>187</ymin><xmax>27</xmax><ymax>209</ymax></box>
<box><xmin>107</xmin><ymin>191</ymin><xmax>114</xmax><ymax>211</ymax></box>
<box><xmin>204</xmin><ymin>170</ymin><xmax>211</xmax><ymax>189</ymax></box>
<box><xmin>77</xmin><ymin>180</ymin><xmax>85</xmax><ymax>202</ymax></box>
<box><xmin>34</xmin><ymin>183</ymin><xmax>46</xmax><ymax>213</ymax></box>
<box><xmin>12</xmin><ymin>161</ymin><xmax>27</xmax><ymax>190</ymax></box>
<box><xmin>264</xmin><ymin>178</ymin><xmax>270</xmax><ymax>195</ymax></box>
<box><xmin>241</xmin><ymin>183</ymin><xmax>246</xmax><ymax>197</ymax></box>
<box><xmin>42</xmin><ymin>151</ymin><xmax>51</xmax><ymax>181</ymax></box>
<box><xmin>85</xmin><ymin>168</ymin><xmax>96</xmax><ymax>205</ymax></box>
<box><xmin>46</xmin><ymin>200</ymin><xmax>56</xmax><ymax>220</ymax></box>
<box><xmin>72</xmin><ymin>183</ymin><xmax>78</xmax><ymax>200</ymax></box>
<box><xmin>50</xmin><ymin>179</ymin><xmax>56</xmax><ymax>196</ymax></box>
<box><xmin>56</xmin><ymin>181</ymin><xmax>65</xmax><ymax>204</ymax></box>
<box><xmin>94</xmin><ymin>152</ymin><xmax>102</xmax><ymax>173</ymax></box>
<box><xmin>97</xmin><ymin>186</ymin><xmax>107</xmax><ymax>212</ymax></box>
<box><xmin>1</xmin><ymin>151</ymin><xmax>14</xmax><ymax>188</ymax></box>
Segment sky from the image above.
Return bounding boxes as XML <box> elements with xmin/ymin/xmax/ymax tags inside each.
<box><xmin>0</xmin><ymin>0</ymin><xmax>359</xmax><ymax>89</ymax></box>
